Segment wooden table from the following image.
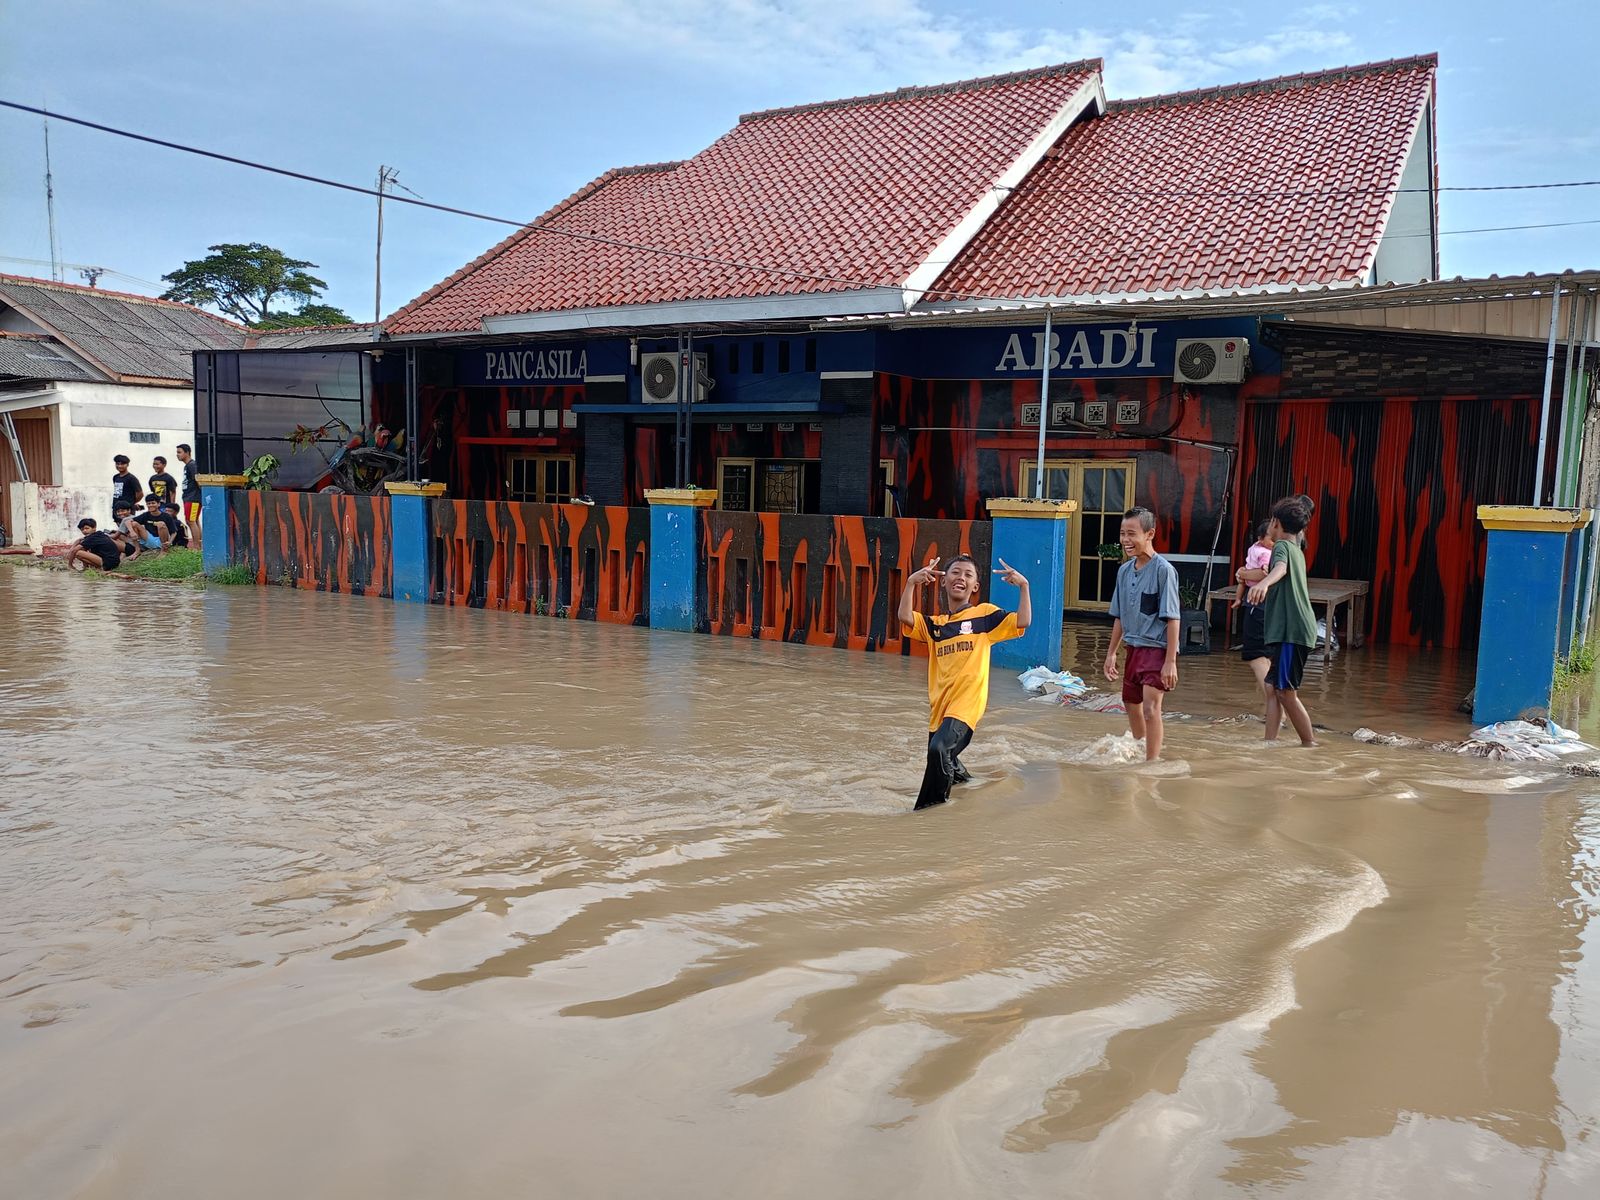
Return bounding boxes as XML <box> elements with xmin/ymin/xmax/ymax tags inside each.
<box><xmin>1207</xmin><ymin>578</ymin><xmax>1369</xmax><ymax>662</ymax></box>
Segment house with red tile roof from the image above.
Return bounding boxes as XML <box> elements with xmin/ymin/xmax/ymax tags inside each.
<box><xmin>384</xmin><ymin>55</ymin><xmax>1435</xmax><ymax>336</ymax></box>
<box><xmin>207</xmin><ymin>53</ymin><xmax>1596</xmax><ymax>651</ymax></box>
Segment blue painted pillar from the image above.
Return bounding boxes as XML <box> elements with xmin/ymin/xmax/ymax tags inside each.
<box><xmin>646</xmin><ymin>488</ymin><xmax>715</xmax><ymax>632</ymax></box>
<box><xmin>196</xmin><ymin>473</ymin><xmax>245</xmax><ymax>574</ymax></box>
<box><xmin>1558</xmin><ymin>523</ymin><xmax>1587</xmax><ymax>655</ymax></box>
<box><xmin>984</xmin><ymin>498</ymin><xmax>1076</xmax><ymax>671</ymax></box>
<box><xmin>1473</xmin><ymin>505</ymin><xmax>1591</xmax><ymax>724</ymax></box>
<box><xmin>385</xmin><ymin>482</ymin><xmax>445</xmax><ymax>603</ymax></box>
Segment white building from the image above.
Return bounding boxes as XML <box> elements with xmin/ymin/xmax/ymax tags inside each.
<box><xmin>0</xmin><ymin>274</ymin><xmax>372</xmax><ymax>546</ymax></box>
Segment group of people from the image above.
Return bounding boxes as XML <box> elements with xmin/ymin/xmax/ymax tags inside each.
<box><xmin>897</xmin><ymin>495</ymin><xmax>1322</xmax><ymax>809</ymax></box>
<box><xmin>62</xmin><ymin>447</ymin><xmax>203</xmax><ymax>573</ymax></box>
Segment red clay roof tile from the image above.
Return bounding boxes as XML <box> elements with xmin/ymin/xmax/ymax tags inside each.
<box><xmin>928</xmin><ymin>55</ymin><xmax>1436</xmax><ymax>302</ymax></box>
<box><xmin>385</xmin><ymin>62</ymin><xmax>1102</xmax><ymax>334</ymax></box>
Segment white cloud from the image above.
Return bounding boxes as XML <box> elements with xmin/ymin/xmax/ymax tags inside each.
<box><xmin>451</xmin><ymin>0</ymin><xmax>1360</xmax><ymax>102</ymax></box>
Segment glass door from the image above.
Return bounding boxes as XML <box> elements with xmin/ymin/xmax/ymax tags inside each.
<box><xmin>716</xmin><ymin>458</ymin><xmax>755</xmax><ymax>511</ymax></box>
<box><xmin>1018</xmin><ymin>458</ymin><xmax>1137</xmax><ymax>612</ymax></box>
<box><xmin>508</xmin><ymin>454</ymin><xmax>575</xmax><ymax>503</ymax></box>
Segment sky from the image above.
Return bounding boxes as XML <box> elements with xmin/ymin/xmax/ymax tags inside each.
<box><xmin>1</xmin><ymin>0</ymin><xmax>1597</xmax><ymax>323</ymax></box>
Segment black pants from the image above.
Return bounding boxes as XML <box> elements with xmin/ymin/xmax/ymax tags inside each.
<box><xmin>915</xmin><ymin>717</ymin><xmax>974</xmax><ymax>811</ymax></box>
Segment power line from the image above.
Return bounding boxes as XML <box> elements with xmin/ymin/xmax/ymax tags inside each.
<box><xmin>3</xmin><ymin>98</ymin><xmax>1596</xmax><ymax>315</ymax></box>
<box><xmin>0</xmin><ymin>99</ymin><xmax>930</xmax><ymax>299</ymax></box>
<box><xmin>0</xmin><ymin>255</ymin><xmax>166</xmax><ymax>291</ymax></box>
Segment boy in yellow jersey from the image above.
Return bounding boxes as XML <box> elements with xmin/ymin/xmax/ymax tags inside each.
<box><xmin>899</xmin><ymin>554</ymin><xmax>1030</xmax><ymax>811</ymax></box>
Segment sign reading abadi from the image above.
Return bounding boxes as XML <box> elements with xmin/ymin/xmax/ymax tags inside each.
<box><xmin>995</xmin><ymin>326</ymin><xmax>1158</xmax><ymax>374</ymax></box>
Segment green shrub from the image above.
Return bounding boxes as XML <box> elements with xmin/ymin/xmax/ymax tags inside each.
<box><xmin>208</xmin><ymin>563</ymin><xmax>255</xmax><ymax>586</ymax></box>
<box><xmin>1554</xmin><ymin>636</ymin><xmax>1598</xmax><ymax>694</ymax></box>
<box><xmin>121</xmin><ymin>548</ymin><xmax>204</xmax><ymax>580</ymax></box>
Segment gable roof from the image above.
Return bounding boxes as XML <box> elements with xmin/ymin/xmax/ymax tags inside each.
<box><xmin>0</xmin><ymin>331</ymin><xmax>99</xmax><ymax>383</ymax></box>
<box><xmin>0</xmin><ymin>274</ymin><xmax>245</xmax><ymax>383</ymax></box>
<box><xmin>928</xmin><ymin>55</ymin><xmax>1437</xmax><ymax>303</ymax></box>
<box><xmin>385</xmin><ymin>61</ymin><xmax>1105</xmax><ymax>335</ymax></box>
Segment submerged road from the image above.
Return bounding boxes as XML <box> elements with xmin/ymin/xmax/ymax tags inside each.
<box><xmin>2</xmin><ymin>567</ymin><xmax>1599</xmax><ymax>1198</ymax></box>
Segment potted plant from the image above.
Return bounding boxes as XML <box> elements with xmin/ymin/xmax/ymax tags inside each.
<box><xmin>244</xmin><ymin>453</ymin><xmax>281</xmax><ymax>491</ymax></box>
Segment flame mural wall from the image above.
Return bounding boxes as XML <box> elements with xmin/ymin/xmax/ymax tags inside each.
<box><xmin>226</xmin><ymin>491</ymin><xmax>393</xmax><ymax>597</ymax></box>
<box><xmin>431</xmin><ymin>499</ymin><xmax>649</xmax><ymax>624</ymax></box>
<box><xmin>1238</xmin><ymin>395</ymin><xmax>1539</xmax><ymax>649</ymax></box>
<box><xmin>700</xmin><ymin>511</ymin><xmax>990</xmax><ymax>653</ymax></box>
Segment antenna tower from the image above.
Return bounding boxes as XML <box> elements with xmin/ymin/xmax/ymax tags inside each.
<box><xmin>43</xmin><ymin>110</ymin><xmax>62</xmax><ymax>281</ymax></box>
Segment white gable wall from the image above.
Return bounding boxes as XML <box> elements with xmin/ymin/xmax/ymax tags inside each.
<box><xmin>1371</xmin><ymin>104</ymin><xmax>1437</xmax><ymax>285</ymax></box>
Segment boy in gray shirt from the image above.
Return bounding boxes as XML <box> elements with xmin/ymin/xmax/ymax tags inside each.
<box><xmin>1103</xmin><ymin>506</ymin><xmax>1181</xmax><ymax>760</ymax></box>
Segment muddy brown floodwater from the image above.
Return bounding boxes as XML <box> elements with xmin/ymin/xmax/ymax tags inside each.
<box><xmin>3</xmin><ymin>566</ymin><xmax>1600</xmax><ymax>1198</ymax></box>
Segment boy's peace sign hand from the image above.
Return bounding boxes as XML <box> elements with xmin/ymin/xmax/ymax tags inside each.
<box><xmin>993</xmin><ymin>558</ymin><xmax>1028</xmax><ymax>587</ymax></box>
<box><xmin>908</xmin><ymin>557</ymin><xmax>944</xmax><ymax>587</ymax></box>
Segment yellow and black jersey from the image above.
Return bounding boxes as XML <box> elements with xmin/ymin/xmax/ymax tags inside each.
<box><xmin>902</xmin><ymin>603</ymin><xmax>1022</xmax><ymax>731</ymax></box>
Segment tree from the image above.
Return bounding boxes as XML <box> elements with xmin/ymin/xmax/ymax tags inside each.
<box><xmin>161</xmin><ymin>242</ymin><xmax>348</xmax><ymax>327</ymax></box>
<box><xmin>253</xmin><ymin>304</ymin><xmax>356</xmax><ymax>330</ymax></box>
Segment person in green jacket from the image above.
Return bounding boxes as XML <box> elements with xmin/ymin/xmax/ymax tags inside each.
<box><xmin>1246</xmin><ymin>497</ymin><xmax>1319</xmax><ymax>747</ymax></box>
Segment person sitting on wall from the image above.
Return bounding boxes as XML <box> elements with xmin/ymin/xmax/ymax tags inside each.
<box><xmin>134</xmin><ymin>495</ymin><xmax>176</xmax><ymax>553</ymax></box>
<box><xmin>113</xmin><ymin>502</ymin><xmax>157</xmax><ymax>559</ymax></box>
<box><xmin>158</xmin><ymin>501</ymin><xmax>189</xmax><ymax>548</ymax></box>
<box><xmin>898</xmin><ymin>554</ymin><xmax>1030</xmax><ymax>811</ymax></box>
<box><xmin>62</xmin><ymin>518</ymin><xmax>122</xmax><ymax>572</ymax></box>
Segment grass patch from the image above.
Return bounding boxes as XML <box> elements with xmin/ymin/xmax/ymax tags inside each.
<box><xmin>207</xmin><ymin>563</ymin><xmax>255</xmax><ymax>586</ymax></box>
<box><xmin>1554</xmin><ymin>636</ymin><xmax>1599</xmax><ymax>694</ymax></box>
<box><xmin>119</xmin><ymin>548</ymin><xmax>204</xmax><ymax>581</ymax></box>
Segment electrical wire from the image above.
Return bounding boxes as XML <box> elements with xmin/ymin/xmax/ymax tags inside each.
<box><xmin>4</xmin><ymin>98</ymin><xmax>1595</xmax><ymax>313</ymax></box>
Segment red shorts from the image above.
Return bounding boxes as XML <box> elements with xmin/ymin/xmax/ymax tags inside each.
<box><xmin>1121</xmin><ymin>646</ymin><xmax>1171</xmax><ymax>703</ymax></box>
<box><xmin>184</xmin><ymin>501</ymin><xmax>202</xmax><ymax>525</ymax></box>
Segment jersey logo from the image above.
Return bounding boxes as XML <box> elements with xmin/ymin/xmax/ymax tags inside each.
<box><xmin>927</xmin><ymin>606</ymin><xmax>1010</xmax><ymax>642</ymax></box>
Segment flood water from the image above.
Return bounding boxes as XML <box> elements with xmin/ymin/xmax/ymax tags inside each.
<box><xmin>3</xmin><ymin>566</ymin><xmax>1600</xmax><ymax>1199</ymax></box>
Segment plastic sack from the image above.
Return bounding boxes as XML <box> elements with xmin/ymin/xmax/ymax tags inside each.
<box><xmin>1018</xmin><ymin>666</ymin><xmax>1089</xmax><ymax>697</ymax></box>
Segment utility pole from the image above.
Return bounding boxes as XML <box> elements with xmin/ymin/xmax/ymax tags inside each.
<box><xmin>374</xmin><ymin>165</ymin><xmax>422</xmax><ymax>324</ymax></box>
<box><xmin>43</xmin><ymin>110</ymin><xmax>62</xmax><ymax>282</ymax></box>
<box><xmin>78</xmin><ymin>266</ymin><xmax>105</xmax><ymax>288</ymax></box>
<box><xmin>374</xmin><ymin>164</ymin><xmax>399</xmax><ymax>325</ymax></box>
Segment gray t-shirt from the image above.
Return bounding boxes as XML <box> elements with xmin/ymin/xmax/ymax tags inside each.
<box><xmin>1108</xmin><ymin>553</ymin><xmax>1181</xmax><ymax>648</ymax></box>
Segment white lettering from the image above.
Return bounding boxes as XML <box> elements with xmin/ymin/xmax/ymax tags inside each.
<box><xmin>1031</xmin><ymin>330</ymin><xmax>1061</xmax><ymax>371</ymax></box>
<box><xmin>1062</xmin><ymin>330</ymin><xmax>1095</xmax><ymax>370</ymax></box>
<box><xmin>1099</xmin><ymin>328</ymin><xmax>1137</xmax><ymax>370</ymax></box>
<box><xmin>1137</xmin><ymin>327</ymin><xmax>1157</xmax><ymax>368</ymax></box>
<box><xmin>996</xmin><ymin>333</ymin><xmax>1030</xmax><ymax>372</ymax></box>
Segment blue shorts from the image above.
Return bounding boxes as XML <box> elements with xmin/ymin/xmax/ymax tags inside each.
<box><xmin>1268</xmin><ymin>642</ymin><xmax>1309</xmax><ymax>691</ymax></box>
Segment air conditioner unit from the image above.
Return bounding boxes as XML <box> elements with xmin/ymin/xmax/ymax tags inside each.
<box><xmin>1173</xmin><ymin>337</ymin><xmax>1250</xmax><ymax>385</ymax></box>
<box><xmin>640</xmin><ymin>352</ymin><xmax>712</xmax><ymax>403</ymax></box>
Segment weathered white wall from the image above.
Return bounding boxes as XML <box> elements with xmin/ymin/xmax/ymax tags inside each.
<box><xmin>53</xmin><ymin>380</ymin><xmax>195</xmax><ymax>497</ymax></box>
<box><xmin>1371</xmin><ymin>104</ymin><xmax>1436</xmax><ymax>285</ymax></box>
<box><xmin>8</xmin><ymin>481</ymin><xmax>113</xmax><ymax>549</ymax></box>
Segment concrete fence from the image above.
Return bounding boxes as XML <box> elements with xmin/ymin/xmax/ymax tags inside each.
<box><xmin>7</xmin><ymin>481</ymin><xmax>113</xmax><ymax>551</ymax></box>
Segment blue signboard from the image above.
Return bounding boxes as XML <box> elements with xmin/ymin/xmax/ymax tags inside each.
<box><xmin>878</xmin><ymin>317</ymin><xmax>1264</xmax><ymax>380</ymax></box>
<box><xmin>457</xmin><ymin>343</ymin><xmax>588</xmax><ymax>387</ymax></box>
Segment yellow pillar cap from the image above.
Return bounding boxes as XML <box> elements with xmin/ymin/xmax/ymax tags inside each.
<box><xmin>645</xmin><ymin>487</ymin><xmax>718</xmax><ymax>507</ymax></box>
<box><xmin>985</xmin><ymin>497</ymin><xmax>1079</xmax><ymax>519</ymax></box>
<box><xmin>1477</xmin><ymin>505</ymin><xmax>1592</xmax><ymax>532</ymax></box>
